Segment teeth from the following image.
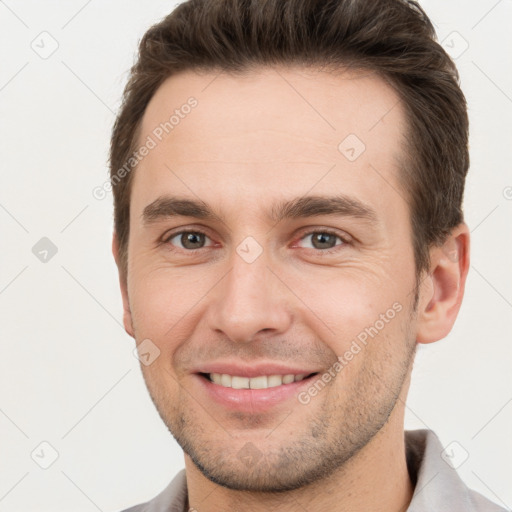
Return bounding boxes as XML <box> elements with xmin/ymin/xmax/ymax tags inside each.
<box><xmin>220</xmin><ymin>374</ymin><xmax>232</xmax><ymax>387</ymax></box>
<box><xmin>250</xmin><ymin>375</ymin><xmax>268</xmax><ymax>389</ymax></box>
<box><xmin>209</xmin><ymin>373</ymin><xmax>309</xmax><ymax>389</ymax></box>
<box><xmin>267</xmin><ymin>375</ymin><xmax>281</xmax><ymax>387</ymax></box>
<box><xmin>231</xmin><ymin>376</ymin><xmax>250</xmax><ymax>389</ymax></box>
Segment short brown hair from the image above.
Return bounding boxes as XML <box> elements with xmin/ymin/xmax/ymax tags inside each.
<box><xmin>109</xmin><ymin>0</ymin><xmax>469</xmax><ymax>279</ymax></box>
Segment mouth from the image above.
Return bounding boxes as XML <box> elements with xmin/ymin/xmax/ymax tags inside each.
<box><xmin>193</xmin><ymin>371</ymin><xmax>321</xmax><ymax>413</ymax></box>
<box><xmin>198</xmin><ymin>372</ymin><xmax>319</xmax><ymax>389</ymax></box>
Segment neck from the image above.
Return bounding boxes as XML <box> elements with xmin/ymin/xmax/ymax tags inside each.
<box><xmin>184</xmin><ymin>408</ymin><xmax>413</xmax><ymax>512</ymax></box>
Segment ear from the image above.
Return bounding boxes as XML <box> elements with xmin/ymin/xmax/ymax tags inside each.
<box><xmin>416</xmin><ymin>223</ymin><xmax>470</xmax><ymax>344</ymax></box>
<box><xmin>112</xmin><ymin>232</ymin><xmax>135</xmax><ymax>338</ymax></box>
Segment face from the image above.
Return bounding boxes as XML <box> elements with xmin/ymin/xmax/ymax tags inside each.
<box><xmin>120</xmin><ymin>66</ymin><xmax>422</xmax><ymax>491</ymax></box>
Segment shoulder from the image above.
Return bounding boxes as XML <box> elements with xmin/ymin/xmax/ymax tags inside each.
<box><xmin>118</xmin><ymin>469</ymin><xmax>188</xmax><ymax>512</ymax></box>
<box><xmin>405</xmin><ymin>429</ymin><xmax>507</xmax><ymax>512</ymax></box>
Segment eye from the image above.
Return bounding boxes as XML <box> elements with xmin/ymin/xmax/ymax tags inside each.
<box><xmin>296</xmin><ymin>230</ymin><xmax>348</xmax><ymax>253</ymax></box>
<box><xmin>161</xmin><ymin>228</ymin><xmax>349</xmax><ymax>254</ymax></box>
<box><xmin>163</xmin><ymin>230</ymin><xmax>214</xmax><ymax>251</ymax></box>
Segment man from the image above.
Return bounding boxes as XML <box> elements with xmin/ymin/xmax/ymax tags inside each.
<box><xmin>110</xmin><ymin>0</ymin><xmax>505</xmax><ymax>510</ymax></box>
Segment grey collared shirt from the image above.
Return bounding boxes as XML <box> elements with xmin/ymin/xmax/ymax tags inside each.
<box><xmin>120</xmin><ymin>429</ymin><xmax>507</xmax><ymax>511</ymax></box>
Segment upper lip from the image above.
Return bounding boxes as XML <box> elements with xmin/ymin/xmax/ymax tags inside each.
<box><xmin>192</xmin><ymin>361</ymin><xmax>320</xmax><ymax>379</ymax></box>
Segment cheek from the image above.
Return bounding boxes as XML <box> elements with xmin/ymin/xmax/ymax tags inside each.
<box><xmin>128</xmin><ymin>266</ymin><xmax>198</xmax><ymax>343</ymax></box>
<box><xmin>296</xmin><ymin>269</ymin><xmax>410</xmax><ymax>363</ymax></box>
<box><xmin>127</xmin><ymin>240</ymin><xmax>414</xmax><ymax>360</ymax></box>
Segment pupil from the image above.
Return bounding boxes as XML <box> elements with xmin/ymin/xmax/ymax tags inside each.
<box><xmin>183</xmin><ymin>232</ymin><xmax>204</xmax><ymax>249</ymax></box>
<box><xmin>314</xmin><ymin>233</ymin><xmax>334</xmax><ymax>249</ymax></box>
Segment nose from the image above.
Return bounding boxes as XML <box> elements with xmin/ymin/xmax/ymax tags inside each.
<box><xmin>205</xmin><ymin>250</ymin><xmax>293</xmax><ymax>344</ymax></box>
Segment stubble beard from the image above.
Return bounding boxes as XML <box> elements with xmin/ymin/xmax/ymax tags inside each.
<box><xmin>137</xmin><ymin>297</ymin><xmax>419</xmax><ymax>493</ymax></box>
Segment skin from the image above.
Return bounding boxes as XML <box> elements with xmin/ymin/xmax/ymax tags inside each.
<box><xmin>112</xmin><ymin>66</ymin><xmax>470</xmax><ymax>511</ymax></box>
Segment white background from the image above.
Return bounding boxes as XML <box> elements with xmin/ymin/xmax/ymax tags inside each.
<box><xmin>1</xmin><ymin>1</ymin><xmax>511</xmax><ymax>510</ymax></box>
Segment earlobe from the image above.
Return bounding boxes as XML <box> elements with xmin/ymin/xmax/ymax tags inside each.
<box><xmin>112</xmin><ymin>232</ymin><xmax>135</xmax><ymax>338</ymax></box>
<box><xmin>416</xmin><ymin>223</ymin><xmax>470</xmax><ymax>344</ymax></box>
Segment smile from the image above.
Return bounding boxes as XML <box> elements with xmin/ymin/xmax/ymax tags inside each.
<box><xmin>203</xmin><ymin>372</ymin><xmax>316</xmax><ymax>389</ymax></box>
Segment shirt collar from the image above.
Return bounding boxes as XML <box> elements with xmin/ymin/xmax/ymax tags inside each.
<box><xmin>406</xmin><ymin>429</ymin><xmax>504</xmax><ymax>511</ymax></box>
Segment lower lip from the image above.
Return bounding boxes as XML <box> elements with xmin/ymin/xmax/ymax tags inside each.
<box><xmin>194</xmin><ymin>374</ymin><xmax>318</xmax><ymax>413</ymax></box>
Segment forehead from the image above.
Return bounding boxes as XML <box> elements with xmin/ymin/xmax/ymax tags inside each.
<box><xmin>132</xmin><ymin>66</ymin><xmax>407</xmax><ymax>218</ymax></box>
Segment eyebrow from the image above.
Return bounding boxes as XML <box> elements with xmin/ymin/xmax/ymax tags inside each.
<box><xmin>141</xmin><ymin>194</ymin><xmax>378</xmax><ymax>226</ymax></box>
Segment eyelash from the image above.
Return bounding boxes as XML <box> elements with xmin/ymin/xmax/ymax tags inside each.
<box><xmin>161</xmin><ymin>228</ymin><xmax>350</xmax><ymax>255</ymax></box>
